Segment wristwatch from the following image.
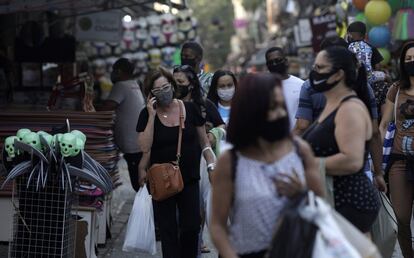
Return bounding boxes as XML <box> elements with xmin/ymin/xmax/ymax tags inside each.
<box><xmin>207</xmin><ymin>163</ymin><xmax>216</xmax><ymax>173</ymax></box>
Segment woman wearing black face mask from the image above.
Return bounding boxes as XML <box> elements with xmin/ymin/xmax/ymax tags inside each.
<box><xmin>137</xmin><ymin>67</ymin><xmax>216</xmax><ymax>258</ymax></box>
<box><xmin>379</xmin><ymin>41</ymin><xmax>414</xmax><ymax>258</ymax></box>
<box><xmin>210</xmin><ymin>73</ymin><xmax>324</xmax><ymax>258</ymax></box>
<box><xmin>303</xmin><ymin>46</ymin><xmax>380</xmax><ymax>234</ymax></box>
<box><xmin>173</xmin><ymin>64</ymin><xmax>225</xmax><ymax>254</ymax></box>
<box><xmin>173</xmin><ymin>65</ymin><xmax>225</xmax><ymax>143</ymax></box>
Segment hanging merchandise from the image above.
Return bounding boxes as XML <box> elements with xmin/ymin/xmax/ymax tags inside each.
<box><xmin>132</xmin><ymin>50</ymin><xmax>149</xmax><ymax>77</ymax></box>
<box><xmin>147</xmin><ymin>15</ymin><xmax>164</xmax><ymax>48</ymax></box>
<box><xmin>392</xmin><ymin>8</ymin><xmax>414</xmax><ymax>40</ymax></box>
<box><xmin>177</xmin><ymin>9</ymin><xmax>198</xmax><ymax>42</ymax></box>
<box><xmin>336</xmin><ymin>0</ymin><xmax>349</xmax><ymax>38</ymax></box>
<box><xmin>162</xmin><ymin>46</ymin><xmax>178</xmax><ymax>67</ymax></box>
<box><xmin>354</xmin><ymin>12</ymin><xmax>367</xmax><ymax>23</ymax></box>
<box><xmin>108</xmin><ymin>42</ymin><xmax>123</xmax><ymax>57</ymax></box>
<box><xmin>91</xmin><ymin>41</ymin><xmax>111</xmax><ymax>58</ymax></box>
<box><xmin>378</xmin><ymin>47</ymin><xmax>391</xmax><ymax>65</ymax></box>
<box><xmin>121</xmin><ymin>19</ymin><xmax>138</xmax><ymax>52</ymax></box>
<box><xmin>369</xmin><ymin>26</ymin><xmax>391</xmax><ymax>47</ymax></box>
<box><xmin>365</xmin><ymin>0</ymin><xmax>392</xmax><ymax>26</ymax></box>
<box><xmin>1</xmin><ymin>123</ymin><xmax>114</xmax><ymax>257</ymax></box>
<box><xmin>161</xmin><ymin>13</ymin><xmax>178</xmax><ymax>46</ymax></box>
<box><xmin>353</xmin><ymin>0</ymin><xmax>369</xmax><ymax>10</ymax></box>
<box><xmin>135</xmin><ymin>17</ymin><xmax>149</xmax><ymax>50</ymax></box>
<box><xmin>148</xmin><ymin>48</ymin><xmax>162</xmax><ymax>69</ymax></box>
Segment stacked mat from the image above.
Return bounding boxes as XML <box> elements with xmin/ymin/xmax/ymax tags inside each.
<box><xmin>0</xmin><ymin>111</ymin><xmax>121</xmax><ymax>196</ymax></box>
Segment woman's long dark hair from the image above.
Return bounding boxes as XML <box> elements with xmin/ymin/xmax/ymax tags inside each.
<box><xmin>173</xmin><ymin>65</ymin><xmax>206</xmax><ymax>117</ymax></box>
<box><xmin>227</xmin><ymin>73</ymin><xmax>284</xmax><ymax>150</ymax></box>
<box><xmin>323</xmin><ymin>46</ymin><xmax>372</xmax><ymax>117</ymax></box>
<box><xmin>207</xmin><ymin>70</ymin><xmax>238</xmax><ymax>106</ymax></box>
<box><xmin>399</xmin><ymin>41</ymin><xmax>414</xmax><ymax>90</ymax></box>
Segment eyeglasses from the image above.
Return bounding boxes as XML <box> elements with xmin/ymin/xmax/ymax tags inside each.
<box><xmin>151</xmin><ymin>83</ymin><xmax>171</xmax><ymax>95</ymax></box>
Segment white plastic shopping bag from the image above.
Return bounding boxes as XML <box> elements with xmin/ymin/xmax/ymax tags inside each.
<box><xmin>122</xmin><ymin>186</ymin><xmax>157</xmax><ymax>255</ymax></box>
<box><xmin>371</xmin><ymin>192</ymin><xmax>397</xmax><ymax>258</ymax></box>
<box><xmin>300</xmin><ymin>192</ymin><xmax>381</xmax><ymax>258</ymax></box>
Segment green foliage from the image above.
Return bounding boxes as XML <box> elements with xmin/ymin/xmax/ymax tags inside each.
<box><xmin>187</xmin><ymin>0</ymin><xmax>235</xmax><ymax>69</ymax></box>
<box><xmin>242</xmin><ymin>0</ymin><xmax>262</xmax><ymax>11</ymax></box>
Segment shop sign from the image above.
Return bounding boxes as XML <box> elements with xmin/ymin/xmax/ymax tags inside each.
<box><xmin>310</xmin><ymin>13</ymin><xmax>337</xmax><ymax>52</ymax></box>
<box><xmin>76</xmin><ymin>10</ymin><xmax>122</xmax><ymax>42</ymax></box>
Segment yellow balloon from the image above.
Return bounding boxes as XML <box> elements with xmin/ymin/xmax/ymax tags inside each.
<box><xmin>365</xmin><ymin>0</ymin><xmax>392</xmax><ymax>26</ymax></box>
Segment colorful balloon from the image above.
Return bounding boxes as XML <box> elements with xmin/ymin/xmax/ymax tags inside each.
<box><xmin>365</xmin><ymin>0</ymin><xmax>392</xmax><ymax>26</ymax></box>
<box><xmin>378</xmin><ymin>48</ymin><xmax>391</xmax><ymax>65</ymax></box>
<box><xmin>353</xmin><ymin>0</ymin><xmax>369</xmax><ymax>10</ymax></box>
<box><xmin>355</xmin><ymin>12</ymin><xmax>367</xmax><ymax>23</ymax></box>
<box><xmin>368</xmin><ymin>26</ymin><xmax>391</xmax><ymax>47</ymax></box>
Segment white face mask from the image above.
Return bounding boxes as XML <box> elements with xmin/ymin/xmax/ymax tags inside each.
<box><xmin>217</xmin><ymin>87</ymin><xmax>235</xmax><ymax>102</ymax></box>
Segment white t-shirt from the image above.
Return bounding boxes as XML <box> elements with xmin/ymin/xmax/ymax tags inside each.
<box><xmin>282</xmin><ymin>75</ymin><xmax>303</xmax><ymax>130</ymax></box>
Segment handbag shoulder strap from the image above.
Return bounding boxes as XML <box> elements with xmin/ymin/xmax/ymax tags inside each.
<box><xmin>176</xmin><ymin>100</ymin><xmax>184</xmax><ymax>164</ymax></box>
<box><xmin>393</xmin><ymin>89</ymin><xmax>400</xmax><ymax>123</ymax></box>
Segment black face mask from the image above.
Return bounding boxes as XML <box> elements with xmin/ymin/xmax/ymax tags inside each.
<box><xmin>176</xmin><ymin>84</ymin><xmax>192</xmax><ymax>99</ymax></box>
<box><xmin>267</xmin><ymin>58</ymin><xmax>288</xmax><ymax>74</ymax></box>
<box><xmin>404</xmin><ymin>61</ymin><xmax>414</xmax><ymax>76</ymax></box>
<box><xmin>181</xmin><ymin>58</ymin><xmax>197</xmax><ymax>69</ymax></box>
<box><xmin>260</xmin><ymin>116</ymin><xmax>290</xmax><ymax>143</ymax></box>
<box><xmin>309</xmin><ymin>69</ymin><xmax>340</xmax><ymax>93</ymax></box>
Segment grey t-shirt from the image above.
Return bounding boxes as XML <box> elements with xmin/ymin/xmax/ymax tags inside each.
<box><xmin>108</xmin><ymin>80</ymin><xmax>145</xmax><ymax>153</ymax></box>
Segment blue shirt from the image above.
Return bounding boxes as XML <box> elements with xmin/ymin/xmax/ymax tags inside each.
<box><xmin>217</xmin><ymin>103</ymin><xmax>231</xmax><ymax>124</ymax></box>
<box><xmin>295</xmin><ymin>80</ymin><xmax>379</xmax><ymax>122</ymax></box>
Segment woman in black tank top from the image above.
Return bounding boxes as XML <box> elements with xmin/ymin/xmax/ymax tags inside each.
<box><xmin>303</xmin><ymin>46</ymin><xmax>380</xmax><ymax>233</ymax></box>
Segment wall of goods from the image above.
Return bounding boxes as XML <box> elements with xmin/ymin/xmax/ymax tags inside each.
<box><xmin>85</xmin><ymin>10</ymin><xmax>198</xmax><ymax>84</ymax></box>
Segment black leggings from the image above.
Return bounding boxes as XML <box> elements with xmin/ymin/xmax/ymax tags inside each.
<box><xmin>336</xmin><ymin>204</ymin><xmax>378</xmax><ymax>233</ymax></box>
<box><xmin>123</xmin><ymin>152</ymin><xmax>142</xmax><ymax>192</ymax></box>
<box><xmin>154</xmin><ymin>181</ymin><xmax>201</xmax><ymax>258</ymax></box>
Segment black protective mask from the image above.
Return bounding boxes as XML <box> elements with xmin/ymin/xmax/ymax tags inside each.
<box><xmin>181</xmin><ymin>58</ymin><xmax>197</xmax><ymax>69</ymax></box>
<box><xmin>309</xmin><ymin>69</ymin><xmax>340</xmax><ymax>93</ymax></box>
<box><xmin>267</xmin><ymin>58</ymin><xmax>288</xmax><ymax>74</ymax></box>
<box><xmin>260</xmin><ymin>116</ymin><xmax>290</xmax><ymax>143</ymax></box>
<box><xmin>176</xmin><ymin>84</ymin><xmax>192</xmax><ymax>99</ymax></box>
<box><xmin>404</xmin><ymin>61</ymin><xmax>414</xmax><ymax>76</ymax></box>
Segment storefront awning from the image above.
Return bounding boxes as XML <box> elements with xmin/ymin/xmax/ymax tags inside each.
<box><xmin>0</xmin><ymin>0</ymin><xmax>186</xmax><ymax>16</ymax></box>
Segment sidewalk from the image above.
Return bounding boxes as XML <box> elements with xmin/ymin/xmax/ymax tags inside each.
<box><xmin>98</xmin><ymin>158</ymin><xmax>217</xmax><ymax>258</ymax></box>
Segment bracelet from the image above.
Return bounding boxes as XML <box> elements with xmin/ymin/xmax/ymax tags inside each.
<box><xmin>202</xmin><ymin>146</ymin><xmax>213</xmax><ymax>154</ymax></box>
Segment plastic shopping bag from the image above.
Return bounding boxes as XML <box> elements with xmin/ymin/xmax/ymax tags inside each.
<box><xmin>299</xmin><ymin>192</ymin><xmax>381</xmax><ymax>258</ymax></box>
<box><xmin>371</xmin><ymin>192</ymin><xmax>397</xmax><ymax>258</ymax></box>
<box><xmin>122</xmin><ymin>187</ymin><xmax>157</xmax><ymax>255</ymax></box>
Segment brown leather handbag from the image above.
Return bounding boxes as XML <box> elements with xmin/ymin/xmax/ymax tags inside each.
<box><xmin>147</xmin><ymin>101</ymin><xmax>184</xmax><ymax>201</ymax></box>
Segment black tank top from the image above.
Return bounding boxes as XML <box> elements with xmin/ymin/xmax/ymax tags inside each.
<box><xmin>303</xmin><ymin>95</ymin><xmax>379</xmax><ymax>212</ymax></box>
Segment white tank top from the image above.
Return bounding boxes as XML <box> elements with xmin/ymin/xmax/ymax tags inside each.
<box><xmin>229</xmin><ymin>150</ymin><xmax>306</xmax><ymax>255</ymax></box>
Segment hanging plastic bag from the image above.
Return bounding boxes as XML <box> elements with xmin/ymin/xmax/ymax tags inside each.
<box><xmin>299</xmin><ymin>192</ymin><xmax>381</xmax><ymax>258</ymax></box>
<box><xmin>371</xmin><ymin>192</ymin><xmax>397</xmax><ymax>258</ymax></box>
<box><xmin>122</xmin><ymin>186</ymin><xmax>157</xmax><ymax>255</ymax></box>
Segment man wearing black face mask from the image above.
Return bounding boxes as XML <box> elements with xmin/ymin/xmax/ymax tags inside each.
<box><xmin>265</xmin><ymin>47</ymin><xmax>303</xmax><ymax>130</ymax></box>
<box><xmin>181</xmin><ymin>41</ymin><xmax>213</xmax><ymax>97</ymax></box>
